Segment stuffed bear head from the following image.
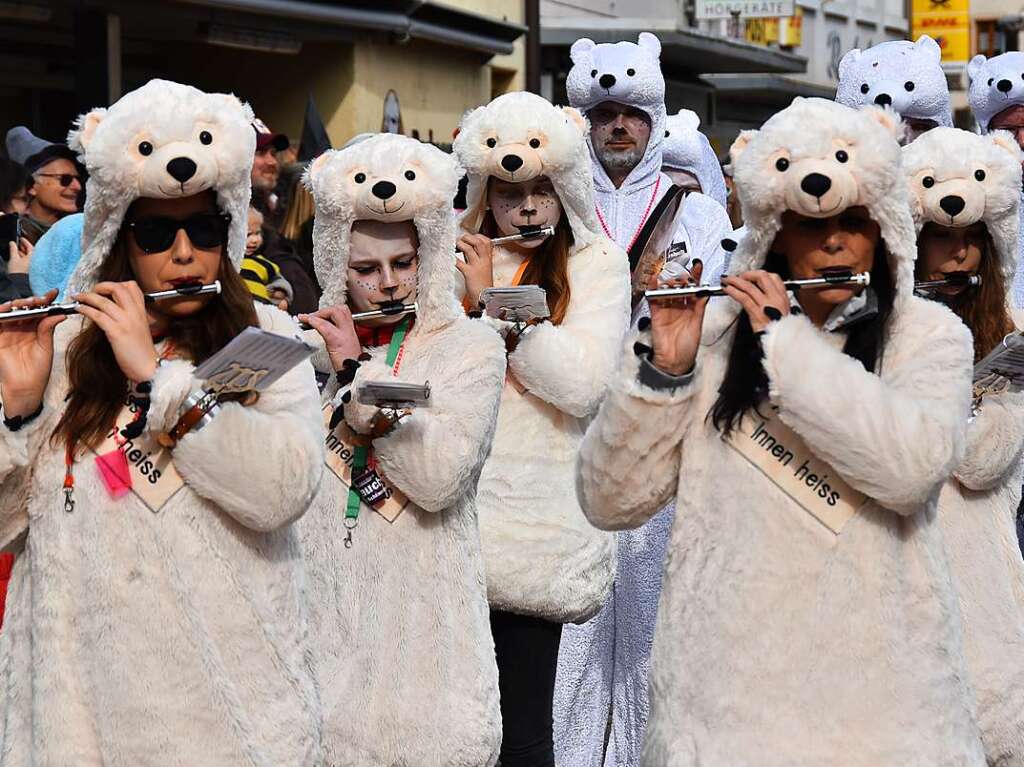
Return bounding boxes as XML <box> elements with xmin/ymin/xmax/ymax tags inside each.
<box><xmin>566</xmin><ymin>33</ymin><xmax>665</xmax><ymax>117</ymax></box>
<box><xmin>65</xmin><ymin>79</ymin><xmax>254</xmax><ymax>293</ymax></box>
<box><xmin>729</xmin><ymin>98</ymin><xmax>916</xmax><ymax>300</ymax></box>
<box><xmin>967</xmin><ymin>52</ymin><xmax>1024</xmax><ymax>132</ymax></box>
<box><xmin>662</xmin><ymin>109</ymin><xmax>728</xmax><ymax>208</ymax></box>
<box><xmin>454</xmin><ymin>91</ymin><xmax>600</xmax><ymax>245</ymax></box>
<box><xmin>305</xmin><ymin>133</ymin><xmax>462</xmax><ymax>330</ymax></box>
<box><xmin>836</xmin><ymin>36</ymin><xmax>952</xmax><ymax>128</ymax></box>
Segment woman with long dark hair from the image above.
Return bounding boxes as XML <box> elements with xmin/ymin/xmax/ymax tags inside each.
<box><xmin>0</xmin><ymin>80</ymin><xmax>323</xmax><ymax>764</ymax></box>
<box><xmin>453</xmin><ymin>91</ymin><xmax>630</xmax><ymax>767</ymax></box>
<box><xmin>575</xmin><ymin>98</ymin><xmax>984</xmax><ymax>765</ymax></box>
<box><xmin>904</xmin><ymin>126</ymin><xmax>1024</xmax><ymax>764</ymax></box>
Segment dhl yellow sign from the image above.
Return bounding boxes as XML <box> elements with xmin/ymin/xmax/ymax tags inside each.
<box><xmin>912</xmin><ymin>0</ymin><xmax>970</xmax><ymax>62</ymax></box>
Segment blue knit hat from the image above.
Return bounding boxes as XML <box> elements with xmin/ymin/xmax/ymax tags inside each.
<box><xmin>29</xmin><ymin>212</ymin><xmax>83</xmax><ymax>301</ymax></box>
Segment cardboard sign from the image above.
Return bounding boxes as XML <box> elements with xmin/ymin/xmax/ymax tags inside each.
<box><xmin>724</xmin><ymin>409</ymin><xmax>867</xmax><ymax>534</ymax></box>
<box><xmin>321</xmin><ymin>404</ymin><xmax>410</xmax><ymax>523</ymax></box>
<box><xmin>89</xmin><ymin>404</ymin><xmax>185</xmax><ymax>513</ymax></box>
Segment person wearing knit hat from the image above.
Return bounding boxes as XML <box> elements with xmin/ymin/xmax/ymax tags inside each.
<box><xmin>555</xmin><ymin>32</ymin><xmax>732</xmax><ymax>767</ymax></box>
<box><xmin>5</xmin><ymin>126</ymin><xmax>83</xmax><ymax>244</ymax></box>
<box><xmin>0</xmin><ymin>79</ymin><xmax>323</xmax><ymax>764</ymax></box>
<box><xmin>903</xmin><ymin>126</ymin><xmax>1024</xmax><ymax>765</ymax></box>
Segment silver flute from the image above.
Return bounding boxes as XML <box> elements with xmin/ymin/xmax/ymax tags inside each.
<box><xmin>465</xmin><ymin>226</ymin><xmax>555</xmax><ymax>249</ymax></box>
<box><xmin>914</xmin><ymin>274</ymin><xmax>982</xmax><ymax>290</ymax></box>
<box><xmin>0</xmin><ymin>281</ymin><xmax>222</xmax><ymax>323</ymax></box>
<box><xmin>645</xmin><ymin>271</ymin><xmax>871</xmax><ymax>300</ymax></box>
<box><xmin>299</xmin><ymin>302</ymin><xmax>417</xmax><ymax>330</ymax></box>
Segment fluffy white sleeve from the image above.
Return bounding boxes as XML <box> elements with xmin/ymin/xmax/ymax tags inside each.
<box><xmin>576</xmin><ymin>333</ymin><xmax>697</xmax><ymax>531</ymax></box>
<box><xmin>368</xmin><ymin>322</ymin><xmax>506</xmax><ymax>513</ymax></box>
<box><xmin>955</xmin><ymin>391</ymin><xmax>1024</xmax><ymax>491</ymax></box>
<box><xmin>673</xmin><ymin>192</ymin><xmax>734</xmax><ymax>284</ymax></box>
<box><xmin>762</xmin><ymin>304</ymin><xmax>973</xmax><ymax>516</ymax></box>
<box><xmin>147</xmin><ymin>307</ymin><xmax>325</xmax><ymax>532</ymax></box>
<box><xmin>507</xmin><ymin>240</ymin><xmax>630</xmax><ymax>418</ymax></box>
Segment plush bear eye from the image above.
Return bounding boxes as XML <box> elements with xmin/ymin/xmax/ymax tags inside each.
<box><xmin>354</xmin><ymin>172</ymin><xmax>366</xmax><ymax>184</ymax></box>
<box><xmin>486</xmin><ymin>137</ymin><xmax>497</xmax><ymax>148</ymax></box>
<box><xmin>989</xmin><ymin>78</ymin><xmax>995</xmax><ymax>86</ymax></box>
<box><xmin>199</xmin><ymin>131</ymin><xmax>213</xmax><ymax>145</ymax></box>
<box><xmin>590</xmin><ymin>69</ymin><xmax>597</xmax><ymax>78</ymax></box>
<box><xmin>626</xmin><ymin>68</ymin><xmax>636</xmax><ymax>76</ymax></box>
<box><xmin>975</xmin><ymin>169</ymin><xmax>986</xmax><ymax>181</ymax></box>
<box><xmin>860</xmin><ymin>83</ymin><xmax>870</xmax><ymax>95</ymax></box>
<box><xmin>922</xmin><ymin>176</ymin><xmax>935</xmax><ymax>188</ymax></box>
<box><xmin>775</xmin><ymin>157</ymin><xmax>790</xmax><ymax>172</ymax></box>
<box><xmin>529</xmin><ymin>138</ymin><xmax>541</xmax><ymax>149</ymax></box>
<box><xmin>835</xmin><ymin>150</ymin><xmax>849</xmax><ymax>163</ymax></box>
<box><xmin>665</xmin><ymin>130</ymin><xmax>671</xmax><ymax>137</ymax></box>
<box><xmin>138</xmin><ymin>141</ymin><xmax>153</xmax><ymax>156</ymax></box>
<box><xmin>405</xmin><ymin>170</ymin><xmax>416</xmax><ymax>181</ymax></box>
<box><xmin>904</xmin><ymin>81</ymin><xmax>915</xmax><ymax>92</ymax></box>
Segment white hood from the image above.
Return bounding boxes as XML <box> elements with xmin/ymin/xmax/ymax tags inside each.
<box><xmin>662</xmin><ymin>109</ymin><xmax>728</xmax><ymax>208</ymax></box>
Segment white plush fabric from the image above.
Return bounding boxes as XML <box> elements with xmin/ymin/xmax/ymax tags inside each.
<box><xmin>967</xmin><ymin>52</ymin><xmax>1024</xmax><ymax>133</ymax></box>
<box><xmin>0</xmin><ymin>79</ymin><xmax>324</xmax><ymax>766</ymax></box>
<box><xmin>300</xmin><ymin>133</ymin><xmax>507</xmax><ymax>766</ymax></box>
<box><xmin>903</xmin><ymin>127</ymin><xmax>1024</xmax><ymax>765</ymax></box>
<box><xmin>576</xmin><ymin>98</ymin><xmax>985</xmax><ymax>765</ymax></box>
<box><xmin>662</xmin><ymin>109</ymin><xmax>728</xmax><ymax>209</ymax></box>
<box><xmin>453</xmin><ymin>91</ymin><xmax>630</xmax><ymax>623</ymax></box>
<box><xmin>66</xmin><ymin>79</ymin><xmax>255</xmax><ymax>293</ymax></box>
<box><xmin>836</xmin><ymin>35</ymin><xmax>953</xmax><ymax>128</ymax></box>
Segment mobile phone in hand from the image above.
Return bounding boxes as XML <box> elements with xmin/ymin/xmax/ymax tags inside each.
<box><xmin>0</xmin><ymin>214</ymin><xmax>20</xmax><ymax>261</ymax></box>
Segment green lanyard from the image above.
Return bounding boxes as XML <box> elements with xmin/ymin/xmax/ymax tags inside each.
<box><xmin>345</xmin><ymin>317</ymin><xmax>409</xmax><ymax>522</ymax></box>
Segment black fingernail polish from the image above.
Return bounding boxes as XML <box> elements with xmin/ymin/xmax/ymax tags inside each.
<box><xmin>764</xmin><ymin>306</ymin><xmax>782</xmax><ymax>321</ymax></box>
<box><xmin>637</xmin><ymin>317</ymin><xmax>651</xmax><ymax>331</ymax></box>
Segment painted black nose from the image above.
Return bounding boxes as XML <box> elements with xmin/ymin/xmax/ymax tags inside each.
<box><xmin>501</xmin><ymin>154</ymin><xmax>524</xmax><ymax>173</ymax></box>
<box><xmin>801</xmin><ymin>172</ymin><xmax>832</xmax><ymax>198</ymax></box>
<box><xmin>598</xmin><ymin>73</ymin><xmax>616</xmax><ymax>89</ymax></box>
<box><xmin>874</xmin><ymin>93</ymin><xmax>893</xmax><ymax>107</ymax></box>
<box><xmin>165</xmin><ymin>157</ymin><xmax>197</xmax><ymax>183</ymax></box>
<box><xmin>939</xmin><ymin>195</ymin><xmax>966</xmax><ymax>217</ymax></box>
<box><xmin>998</xmin><ymin>79</ymin><xmax>1013</xmax><ymax>93</ymax></box>
<box><xmin>371</xmin><ymin>180</ymin><xmax>396</xmax><ymax>200</ymax></box>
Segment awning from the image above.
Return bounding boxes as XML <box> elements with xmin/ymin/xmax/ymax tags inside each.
<box><xmin>541</xmin><ymin>25</ymin><xmax>806</xmax><ymax>75</ymax></box>
<box><xmin>702</xmin><ymin>73</ymin><xmax>835</xmax><ymax>102</ymax></box>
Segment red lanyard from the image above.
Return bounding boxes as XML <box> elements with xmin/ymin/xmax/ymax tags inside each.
<box><xmin>595</xmin><ymin>176</ymin><xmax>661</xmax><ymax>253</ymax></box>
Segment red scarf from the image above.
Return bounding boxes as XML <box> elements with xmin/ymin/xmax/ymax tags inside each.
<box><xmin>355</xmin><ymin>318</ymin><xmax>414</xmax><ymax>349</ymax></box>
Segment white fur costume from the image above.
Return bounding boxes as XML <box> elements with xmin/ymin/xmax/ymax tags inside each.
<box><xmin>555</xmin><ymin>34</ymin><xmax>732</xmax><ymax>767</ymax></box>
<box><xmin>0</xmin><ymin>79</ymin><xmax>324</xmax><ymax>765</ymax></box>
<box><xmin>578</xmin><ymin>98</ymin><xmax>985</xmax><ymax>766</ymax></box>
<box><xmin>836</xmin><ymin>35</ymin><xmax>953</xmax><ymax>128</ymax></box>
<box><xmin>662</xmin><ymin>109</ymin><xmax>728</xmax><ymax>209</ymax></box>
<box><xmin>904</xmin><ymin>126</ymin><xmax>1024</xmax><ymax>765</ymax></box>
<box><xmin>453</xmin><ymin>91</ymin><xmax>629</xmax><ymax>623</ymax></box>
<box><xmin>300</xmin><ymin>133</ymin><xmax>506</xmax><ymax>766</ymax></box>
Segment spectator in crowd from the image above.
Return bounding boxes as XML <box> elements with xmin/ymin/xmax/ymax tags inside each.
<box><xmin>0</xmin><ymin>159</ymin><xmax>28</xmax><ymax>214</ymax></box>
<box><xmin>5</xmin><ymin>127</ymin><xmax>83</xmax><ymax>244</ymax></box>
<box><xmin>241</xmin><ymin>206</ymin><xmax>293</xmax><ymax>310</ymax></box>
<box><xmin>28</xmin><ymin>212</ymin><xmax>84</xmax><ymax>301</ymax></box>
<box><xmin>279</xmin><ymin>165</ymin><xmax>319</xmax><ymax>301</ymax></box>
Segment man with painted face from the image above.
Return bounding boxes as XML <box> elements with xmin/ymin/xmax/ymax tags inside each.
<box><xmin>554</xmin><ymin>32</ymin><xmax>733</xmax><ymax>767</ymax></box>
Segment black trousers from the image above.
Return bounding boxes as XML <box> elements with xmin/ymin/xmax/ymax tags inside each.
<box><xmin>490</xmin><ymin>609</ymin><xmax>563</xmax><ymax>767</ymax></box>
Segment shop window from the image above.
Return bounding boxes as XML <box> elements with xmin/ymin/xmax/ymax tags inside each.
<box><xmin>976</xmin><ymin>19</ymin><xmax>1002</xmax><ymax>57</ymax></box>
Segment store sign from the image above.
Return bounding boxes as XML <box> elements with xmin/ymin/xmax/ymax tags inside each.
<box><xmin>746</xmin><ymin>7</ymin><xmax>802</xmax><ymax>47</ymax></box>
<box><xmin>912</xmin><ymin>0</ymin><xmax>970</xmax><ymax>62</ymax></box>
<box><xmin>696</xmin><ymin>0</ymin><xmax>795</xmax><ymax>20</ymax></box>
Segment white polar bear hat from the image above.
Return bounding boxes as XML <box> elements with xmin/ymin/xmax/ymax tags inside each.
<box><xmin>902</xmin><ymin>127</ymin><xmax>1021</xmax><ymax>291</ymax></box>
<box><xmin>453</xmin><ymin>90</ymin><xmax>601</xmax><ymax>247</ymax></box>
<box><xmin>565</xmin><ymin>32</ymin><xmax>667</xmax><ymax>188</ymax></box>
<box><xmin>662</xmin><ymin>109</ymin><xmax>728</xmax><ymax>208</ymax></box>
<box><xmin>729</xmin><ymin>98</ymin><xmax>916</xmax><ymax>313</ymax></box>
<box><xmin>66</xmin><ymin>79</ymin><xmax>255</xmax><ymax>294</ymax></box>
<box><xmin>836</xmin><ymin>35</ymin><xmax>953</xmax><ymax>128</ymax></box>
<box><xmin>966</xmin><ymin>52</ymin><xmax>1024</xmax><ymax>132</ymax></box>
<box><xmin>304</xmin><ymin>133</ymin><xmax>462</xmax><ymax>332</ymax></box>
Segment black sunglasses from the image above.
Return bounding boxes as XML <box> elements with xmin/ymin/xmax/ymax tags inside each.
<box><xmin>35</xmin><ymin>172</ymin><xmax>81</xmax><ymax>187</ymax></box>
<box><xmin>127</xmin><ymin>213</ymin><xmax>231</xmax><ymax>254</ymax></box>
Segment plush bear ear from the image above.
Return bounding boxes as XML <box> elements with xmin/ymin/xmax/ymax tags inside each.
<box><xmin>69</xmin><ymin>108</ymin><xmax>106</xmax><ymax>152</ymax></box>
<box><xmin>305</xmin><ymin>151</ymin><xmax>332</xmax><ymax>188</ymax></box>
<box><xmin>862</xmin><ymin>105</ymin><xmax>903</xmax><ymax>140</ymax></box>
<box><xmin>990</xmin><ymin>130</ymin><xmax>1023</xmax><ymax>163</ymax></box>
<box><xmin>915</xmin><ymin>34</ymin><xmax>942</xmax><ymax>62</ymax></box>
<box><xmin>966</xmin><ymin>54</ymin><xmax>988</xmax><ymax>83</ymax></box>
<box><xmin>729</xmin><ymin>130</ymin><xmax>757</xmax><ymax>164</ymax></box>
<box><xmin>561</xmin><ymin>106</ymin><xmax>588</xmax><ymax>136</ymax></box>
<box><xmin>637</xmin><ymin>32</ymin><xmax>662</xmax><ymax>60</ymax></box>
<box><xmin>675</xmin><ymin>109</ymin><xmax>701</xmax><ymax>130</ymax></box>
<box><xmin>838</xmin><ymin>49</ymin><xmax>863</xmax><ymax>83</ymax></box>
<box><xmin>570</xmin><ymin>38</ymin><xmax>595</xmax><ymax>64</ymax></box>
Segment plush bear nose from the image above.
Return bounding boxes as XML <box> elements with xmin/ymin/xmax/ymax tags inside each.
<box><xmin>873</xmin><ymin>93</ymin><xmax>893</xmax><ymax>107</ymax></box>
<box><xmin>998</xmin><ymin>79</ymin><xmax>1013</xmax><ymax>93</ymax></box>
<box><xmin>801</xmin><ymin>172</ymin><xmax>832</xmax><ymax>198</ymax></box>
<box><xmin>599</xmin><ymin>73</ymin><xmax>616</xmax><ymax>89</ymax></box>
<box><xmin>371</xmin><ymin>180</ymin><xmax>397</xmax><ymax>200</ymax></box>
<box><xmin>501</xmin><ymin>154</ymin><xmax>524</xmax><ymax>173</ymax></box>
<box><xmin>165</xmin><ymin>157</ymin><xmax>197</xmax><ymax>183</ymax></box>
<box><xmin>939</xmin><ymin>195</ymin><xmax>966</xmax><ymax>217</ymax></box>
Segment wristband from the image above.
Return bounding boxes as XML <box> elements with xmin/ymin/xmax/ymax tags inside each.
<box><xmin>2</xmin><ymin>402</ymin><xmax>43</xmax><ymax>432</ymax></box>
<box><xmin>158</xmin><ymin>390</ymin><xmax>221</xmax><ymax>448</ymax></box>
